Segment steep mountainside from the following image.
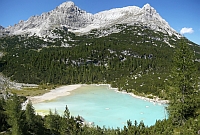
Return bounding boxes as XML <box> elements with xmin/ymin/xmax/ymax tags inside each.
<box><xmin>0</xmin><ymin>1</ymin><xmax>199</xmax><ymax>97</ymax></box>
<box><xmin>4</xmin><ymin>1</ymin><xmax>180</xmax><ymax>37</ymax></box>
<box><xmin>0</xmin><ymin>23</ymin><xmax>199</xmax><ymax>97</ymax></box>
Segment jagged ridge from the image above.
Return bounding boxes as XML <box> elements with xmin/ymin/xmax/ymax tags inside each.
<box><xmin>3</xmin><ymin>1</ymin><xmax>180</xmax><ymax>37</ymax></box>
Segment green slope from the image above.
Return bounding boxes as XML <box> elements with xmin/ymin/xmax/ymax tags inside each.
<box><xmin>0</xmin><ymin>24</ymin><xmax>199</xmax><ymax>98</ymax></box>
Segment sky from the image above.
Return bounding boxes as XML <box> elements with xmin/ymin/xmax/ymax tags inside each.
<box><xmin>0</xmin><ymin>0</ymin><xmax>199</xmax><ymax>45</ymax></box>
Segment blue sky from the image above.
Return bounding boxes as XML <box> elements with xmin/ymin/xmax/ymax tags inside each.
<box><xmin>0</xmin><ymin>0</ymin><xmax>199</xmax><ymax>45</ymax></box>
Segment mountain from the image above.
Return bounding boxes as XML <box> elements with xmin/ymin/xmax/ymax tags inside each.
<box><xmin>1</xmin><ymin>22</ymin><xmax>200</xmax><ymax>95</ymax></box>
<box><xmin>0</xmin><ymin>2</ymin><xmax>199</xmax><ymax>134</ymax></box>
<box><xmin>78</xmin><ymin>3</ymin><xmax>179</xmax><ymax>36</ymax></box>
<box><xmin>0</xmin><ymin>25</ymin><xmax>4</xmax><ymax>30</ymax></box>
<box><xmin>4</xmin><ymin>1</ymin><xmax>180</xmax><ymax>37</ymax></box>
<box><xmin>0</xmin><ymin>25</ymin><xmax>9</xmax><ymax>36</ymax></box>
<box><xmin>0</xmin><ymin>1</ymin><xmax>199</xmax><ymax>95</ymax></box>
<box><xmin>5</xmin><ymin>1</ymin><xmax>93</xmax><ymax>36</ymax></box>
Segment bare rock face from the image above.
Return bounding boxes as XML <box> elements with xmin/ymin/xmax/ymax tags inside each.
<box><xmin>140</xmin><ymin>4</ymin><xmax>177</xmax><ymax>36</ymax></box>
<box><xmin>4</xmin><ymin>1</ymin><xmax>179</xmax><ymax>37</ymax></box>
<box><xmin>0</xmin><ymin>25</ymin><xmax>4</xmax><ymax>30</ymax></box>
<box><xmin>5</xmin><ymin>1</ymin><xmax>93</xmax><ymax>36</ymax></box>
<box><xmin>0</xmin><ymin>25</ymin><xmax>10</xmax><ymax>36</ymax></box>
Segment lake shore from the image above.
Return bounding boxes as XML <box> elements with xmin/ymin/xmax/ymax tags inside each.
<box><xmin>96</xmin><ymin>84</ymin><xmax>168</xmax><ymax>104</ymax></box>
<box><xmin>29</xmin><ymin>84</ymin><xmax>82</xmax><ymax>104</ymax></box>
<box><xmin>92</xmin><ymin>84</ymin><xmax>169</xmax><ymax>104</ymax></box>
<box><xmin>115</xmin><ymin>90</ymin><xmax>169</xmax><ymax>104</ymax></box>
<box><xmin>30</xmin><ymin>83</ymin><xmax>168</xmax><ymax>105</ymax></box>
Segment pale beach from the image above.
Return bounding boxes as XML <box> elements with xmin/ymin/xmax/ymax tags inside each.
<box><xmin>30</xmin><ymin>84</ymin><xmax>82</xmax><ymax>104</ymax></box>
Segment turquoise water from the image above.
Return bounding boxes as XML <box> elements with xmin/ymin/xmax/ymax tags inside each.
<box><xmin>33</xmin><ymin>85</ymin><xmax>167</xmax><ymax>128</ymax></box>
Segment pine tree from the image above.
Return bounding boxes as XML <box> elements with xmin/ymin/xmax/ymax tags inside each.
<box><xmin>59</xmin><ymin>105</ymin><xmax>71</xmax><ymax>134</ymax></box>
<box><xmin>25</xmin><ymin>101</ymin><xmax>37</xmax><ymax>134</ymax></box>
<box><xmin>63</xmin><ymin>105</ymin><xmax>70</xmax><ymax>120</ymax></box>
<box><xmin>44</xmin><ymin>110</ymin><xmax>54</xmax><ymax>131</ymax></box>
<box><xmin>5</xmin><ymin>94</ymin><xmax>23</xmax><ymax>135</ymax></box>
<box><xmin>167</xmin><ymin>39</ymin><xmax>199</xmax><ymax>125</ymax></box>
<box><xmin>25</xmin><ymin>101</ymin><xmax>35</xmax><ymax>127</ymax></box>
<box><xmin>0</xmin><ymin>97</ymin><xmax>8</xmax><ymax>132</ymax></box>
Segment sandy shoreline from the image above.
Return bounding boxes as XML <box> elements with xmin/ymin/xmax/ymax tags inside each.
<box><xmin>103</xmin><ymin>84</ymin><xmax>168</xmax><ymax>104</ymax></box>
<box><xmin>115</xmin><ymin>90</ymin><xmax>169</xmax><ymax>104</ymax></box>
<box><xmin>29</xmin><ymin>84</ymin><xmax>168</xmax><ymax>104</ymax></box>
<box><xmin>30</xmin><ymin>84</ymin><xmax>82</xmax><ymax>104</ymax></box>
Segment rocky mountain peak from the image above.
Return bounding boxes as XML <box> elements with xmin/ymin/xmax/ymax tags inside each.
<box><xmin>0</xmin><ymin>25</ymin><xmax>4</xmax><ymax>30</ymax></box>
<box><xmin>142</xmin><ymin>3</ymin><xmax>156</xmax><ymax>16</ymax></box>
<box><xmin>141</xmin><ymin>3</ymin><xmax>160</xmax><ymax>22</ymax></box>
<box><xmin>143</xmin><ymin>3</ymin><xmax>151</xmax><ymax>9</ymax></box>
<box><xmin>58</xmin><ymin>1</ymin><xmax>75</xmax><ymax>8</ymax></box>
<box><xmin>53</xmin><ymin>1</ymin><xmax>87</xmax><ymax>16</ymax></box>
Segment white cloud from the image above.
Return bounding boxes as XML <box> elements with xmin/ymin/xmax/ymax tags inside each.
<box><xmin>180</xmin><ymin>27</ymin><xmax>194</xmax><ymax>34</ymax></box>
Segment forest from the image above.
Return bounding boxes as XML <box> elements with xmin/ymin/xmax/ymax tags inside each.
<box><xmin>0</xmin><ymin>24</ymin><xmax>199</xmax><ymax>134</ymax></box>
<box><xmin>0</xmin><ymin>24</ymin><xmax>200</xmax><ymax>97</ymax></box>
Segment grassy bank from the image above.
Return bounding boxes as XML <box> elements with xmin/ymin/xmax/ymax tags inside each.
<box><xmin>8</xmin><ymin>84</ymin><xmax>59</xmax><ymax>97</ymax></box>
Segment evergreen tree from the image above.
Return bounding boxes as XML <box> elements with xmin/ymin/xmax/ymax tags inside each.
<box><xmin>44</xmin><ymin>109</ymin><xmax>61</xmax><ymax>134</ymax></box>
<box><xmin>25</xmin><ymin>101</ymin><xmax>35</xmax><ymax>127</ymax></box>
<box><xmin>167</xmin><ymin>39</ymin><xmax>199</xmax><ymax>125</ymax></box>
<box><xmin>63</xmin><ymin>105</ymin><xmax>70</xmax><ymax>120</ymax></box>
<box><xmin>5</xmin><ymin>94</ymin><xmax>23</xmax><ymax>135</ymax></box>
<box><xmin>0</xmin><ymin>97</ymin><xmax>9</xmax><ymax>132</ymax></box>
<box><xmin>59</xmin><ymin>105</ymin><xmax>71</xmax><ymax>134</ymax></box>
<box><xmin>25</xmin><ymin>101</ymin><xmax>40</xmax><ymax>134</ymax></box>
